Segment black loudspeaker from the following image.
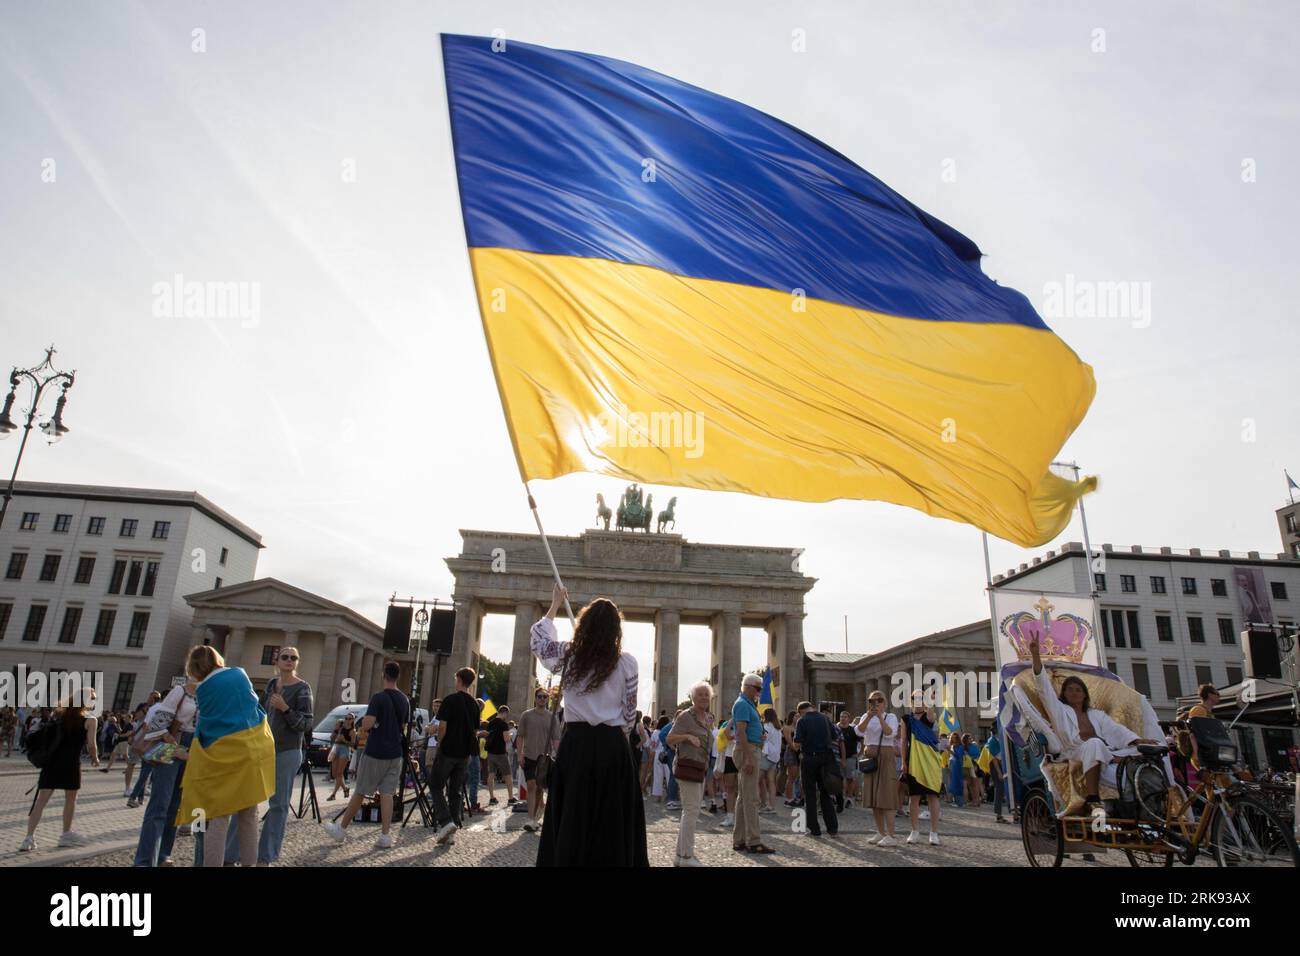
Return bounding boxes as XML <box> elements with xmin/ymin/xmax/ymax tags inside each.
<box><xmin>383</xmin><ymin>606</ymin><xmax>413</xmax><ymax>652</ymax></box>
<box><xmin>428</xmin><ymin>609</ymin><xmax>455</xmax><ymax>655</ymax></box>
<box><xmin>1244</xmin><ymin>628</ymin><xmax>1283</xmax><ymax>680</ymax></box>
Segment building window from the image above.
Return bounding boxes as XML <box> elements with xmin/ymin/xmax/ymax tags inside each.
<box><xmin>1288</xmin><ymin>513</ymin><xmax>1298</xmax><ymax>533</ymax></box>
<box><xmin>141</xmin><ymin>560</ymin><xmax>160</xmax><ymax>598</ymax></box>
<box><xmin>124</xmin><ymin>559</ymin><xmax>143</xmax><ymax>596</ymax></box>
<box><xmin>39</xmin><ymin>553</ymin><xmax>62</xmax><ymax>582</ymax></box>
<box><xmin>1194</xmin><ymin>663</ymin><xmax>1214</xmax><ymax>687</ymax></box>
<box><xmin>107</xmin><ymin>559</ymin><xmax>126</xmax><ymax>594</ymax></box>
<box><xmin>73</xmin><ymin>556</ymin><xmax>95</xmax><ymax>584</ymax></box>
<box><xmin>219</xmin><ymin>547</ymin><xmax>229</xmax><ymax>566</ymax></box>
<box><xmin>1150</xmin><ymin>576</ymin><xmax>1166</xmax><ymax>594</ymax></box>
<box><xmin>1094</xmin><ymin>573</ymin><xmax>1106</xmax><ymax>592</ymax></box>
<box><xmin>1181</xmin><ymin>577</ymin><xmax>1197</xmax><ymax>595</ymax></box>
<box><xmin>87</xmin><ymin>516</ymin><xmax>105</xmax><ymax>536</ymax></box>
<box><xmin>126</xmin><ymin>611</ymin><xmax>149</xmax><ymax>648</ymax></box>
<box><xmin>20</xmin><ymin>512</ymin><xmax>39</xmax><ymax>531</ymax></box>
<box><xmin>1226</xmin><ymin>665</ymin><xmax>1242</xmax><ymax>685</ymax></box>
<box><xmin>120</xmin><ymin>519</ymin><xmax>138</xmax><ymax>538</ymax></box>
<box><xmin>1162</xmin><ymin>663</ymin><xmax>1183</xmax><ymax>700</ymax></box>
<box><xmin>1126</xmin><ymin>610</ymin><xmax>1142</xmax><ymax>648</ymax></box>
<box><xmin>92</xmin><ymin>608</ymin><xmax>116</xmax><ymax>646</ymax></box>
<box><xmin>1156</xmin><ymin>614</ymin><xmax>1173</xmax><ymax>642</ymax></box>
<box><xmin>53</xmin><ymin>514</ymin><xmax>72</xmax><ymax>533</ymax></box>
<box><xmin>1120</xmin><ymin>574</ymin><xmax>1136</xmax><ymax>593</ymax></box>
<box><xmin>1271</xmin><ymin>581</ymin><xmax>1288</xmax><ymax>601</ymax></box>
<box><xmin>111</xmin><ymin>673</ymin><xmax>137</xmax><ymax>713</ymax></box>
<box><xmin>152</xmin><ymin>521</ymin><xmax>170</xmax><ymax>540</ymax></box>
<box><xmin>1188</xmin><ymin>616</ymin><xmax>1205</xmax><ymax>643</ymax></box>
<box><xmin>260</xmin><ymin>645</ymin><xmax>282</xmax><ymax>666</ymax></box>
<box><xmin>5</xmin><ymin>552</ymin><xmax>27</xmax><ymax>580</ymax></box>
<box><xmin>1105</xmin><ymin>609</ymin><xmax>1127</xmax><ymax>648</ymax></box>
<box><xmin>1130</xmin><ymin>661</ymin><xmax>1152</xmax><ymax>699</ymax></box>
<box><xmin>1210</xmin><ymin>578</ymin><xmax>1227</xmax><ymax>597</ymax></box>
<box><xmin>57</xmin><ymin>607</ymin><xmax>82</xmax><ymax>644</ymax></box>
<box><xmin>1217</xmin><ymin>618</ymin><xmax>1236</xmax><ymax>645</ymax></box>
<box><xmin>1294</xmin><ymin>544</ymin><xmax>1300</xmax><ymax>559</ymax></box>
<box><xmin>21</xmin><ymin>605</ymin><xmax>47</xmax><ymax>642</ymax></box>
<box><xmin>214</xmin><ymin>577</ymin><xmax>223</xmax><ymax>590</ymax></box>
<box><xmin>1100</xmin><ymin>612</ymin><xmax>1111</xmax><ymax>648</ymax></box>
<box><xmin>0</xmin><ymin>602</ymin><xmax>11</xmax><ymax>640</ymax></box>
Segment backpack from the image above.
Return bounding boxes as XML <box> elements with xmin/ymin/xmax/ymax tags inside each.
<box><xmin>658</xmin><ymin>725</ymin><xmax>674</xmax><ymax>764</ymax></box>
<box><xmin>25</xmin><ymin>721</ymin><xmax>64</xmax><ymax>769</ymax></box>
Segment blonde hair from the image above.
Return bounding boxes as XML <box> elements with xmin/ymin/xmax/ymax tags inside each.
<box><xmin>186</xmin><ymin>644</ymin><xmax>225</xmax><ymax>681</ymax></box>
<box><xmin>278</xmin><ymin>646</ymin><xmax>300</xmax><ymax>674</ymax></box>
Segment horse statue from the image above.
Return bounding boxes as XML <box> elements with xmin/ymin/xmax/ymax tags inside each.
<box><xmin>656</xmin><ymin>496</ymin><xmax>678</xmax><ymax>533</ymax></box>
<box><xmin>595</xmin><ymin>493</ymin><xmax>612</xmax><ymax>531</ymax></box>
<box><xmin>615</xmin><ymin>485</ymin><xmax>654</xmax><ymax>532</ymax></box>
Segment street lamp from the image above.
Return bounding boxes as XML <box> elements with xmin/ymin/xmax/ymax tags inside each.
<box><xmin>0</xmin><ymin>346</ymin><xmax>76</xmax><ymax>530</ymax></box>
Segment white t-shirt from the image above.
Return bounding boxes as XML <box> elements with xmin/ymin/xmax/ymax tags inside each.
<box><xmin>762</xmin><ymin>724</ymin><xmax>782</xmax><ymax>763</ymax></box>
<box><xmin>858</xmin><ymin>713</ymin><xmax>900</xmax><ymax>750</ymax></box>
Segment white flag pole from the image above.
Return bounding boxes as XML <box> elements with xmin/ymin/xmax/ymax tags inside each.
<box><xmin>526</xmin><ymin>484</ymin><xmax>577</xmax><ymax>628</ymax></box>
<box><xmin>983</xmin><ymin>531</ymin><xmax>1017</xmax><ymax>815</ymax></box>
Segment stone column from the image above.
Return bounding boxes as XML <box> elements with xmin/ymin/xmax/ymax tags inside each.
<box><xmin>370</xmin><ymin>649</ymin><xmax>387</xmax><ymax>696</ymax></box>
<box><xmin>191</xmin><ymin>623</ymin><xmax>210</xmax><ymax>647</ymax></box>
<box><xmin>345</xmin><ymin>640</ymin><xmax>363</xmax><ymax>704</ymax></box>
<box><xmin>359</xmin><ymin>650</ymin><xmax>374</xmax><ymax>704</ymax></box>
<box><xmin>653</xmin><ymin>608</ymin><xmax>681</xmax><ymax>715</ymax></box>
<box><xmin>441</xmin><ymin>596</ymin><xmax>483</xmax><ymax>699</ymax></box>
<box><xmin>508</xmin><ymin>601</ymin><xmax>540</xmax><ymax>716</ymax></box>
<box><xmin>710</xmin><ymin>610</ymin><xmax>742</xmax><ymax>708</ymax></box>
<box><xmin>421</xmin><ymin>658</ymin><xmax>436</xmax><ymax>710</ymax></box>
<box><xmin>784</xmin><ymin>611</ymin><xmax>807</xmax><ymax>708</ymax></box>
<box><xmin>224</xmin><ymin>626</ymin><xmax>247</xmax><ymax>670</ymax></box>
<box><xmin>316</xmin><ymin>630</ymin><xmax>342</xmax><ymax>714</ymax></box>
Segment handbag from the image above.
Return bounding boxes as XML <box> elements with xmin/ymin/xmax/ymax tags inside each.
<box><xmin>671</xmin><ymin>713</ymin><xmax>708</xmax><ymax>782</ymax></box>
<box><xmin>857</xmin><ymin>716</ymin><xmax>886</xmax><ymax>775</ymax></box>
<box><xmin>533</xmin><ymin>709</ymin><xmax>557</xmax><ymax>787</ymax></box>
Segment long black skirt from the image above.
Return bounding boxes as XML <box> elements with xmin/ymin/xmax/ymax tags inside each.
<box><xmin>537</xmin><ymin>722</ymin><xmax>648</xmax><ymax>867</ymax></box>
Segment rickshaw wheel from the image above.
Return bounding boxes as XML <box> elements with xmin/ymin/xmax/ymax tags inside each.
<box><xmin>1021</xmin><ymin>789</ymin><xmax>1063</xmax><ymax>867</ymax></box>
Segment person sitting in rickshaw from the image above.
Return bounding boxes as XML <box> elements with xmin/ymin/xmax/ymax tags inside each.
<box><xmin>1029</xmin><ymin>636</ymin><xmax>1161</xmax><ymax>811</ymax></box>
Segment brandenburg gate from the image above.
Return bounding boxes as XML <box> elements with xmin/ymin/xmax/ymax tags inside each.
<box><xmin>441</xmin><ymin>526</ymin><xmax>815</xmax><ymax>717</ymax></box>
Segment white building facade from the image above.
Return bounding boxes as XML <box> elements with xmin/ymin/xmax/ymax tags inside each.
<box><xmin>0</xmin><ymin>481</ymin><xmax>261</xmax><ymax>712</ymax></box>
<box><xmin>992</xmin><ymin>541</ymin><xmax>1300</xmax><ymax>771</ymax></box>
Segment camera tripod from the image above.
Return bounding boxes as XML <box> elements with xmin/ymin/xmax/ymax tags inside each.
<box><xmin>291</xmin><ymin>752</ymin><xmax>321</xmax><ymax>823</ymax></box>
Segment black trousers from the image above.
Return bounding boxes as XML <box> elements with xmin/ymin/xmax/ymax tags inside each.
<box><xmin>429</xmin><ymin>751</ymin><xmax>469</xmax><ymax>828</ymax></box>
<box><xmin>800</xmin><ymin>752</ymin><xmax>839</xmax><ymax>835</ymax></box>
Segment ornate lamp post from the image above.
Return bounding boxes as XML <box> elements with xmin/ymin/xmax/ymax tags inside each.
<box><xmin>0</xmin><ymin>346</ymin><xmax>76</xmax><ymax>530</ymax></box>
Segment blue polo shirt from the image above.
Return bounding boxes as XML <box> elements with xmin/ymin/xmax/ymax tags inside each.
<box><xmin>731</xmin><ymin>695</ymin><xmax>764</xmax><ymax>745</ymax></box>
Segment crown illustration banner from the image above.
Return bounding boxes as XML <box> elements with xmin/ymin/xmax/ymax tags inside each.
<box><xmin>990</xmin><ymin>589</ymin><xmax>1101</xmax><ymax>670</ymax></box>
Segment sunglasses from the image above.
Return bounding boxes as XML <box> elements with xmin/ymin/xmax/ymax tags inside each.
<box><xmin>279</xmin><ymin>654</ymin><xmax>298</xmax><ymax>661</ymax></box>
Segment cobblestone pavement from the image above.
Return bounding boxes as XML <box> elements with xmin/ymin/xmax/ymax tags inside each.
<box><xmin>2</xmin><ymin>753</ymin><xmax>1153</xmax><ymax>867</ymax></box>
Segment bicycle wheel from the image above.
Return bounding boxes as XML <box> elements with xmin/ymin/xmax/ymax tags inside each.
<box><xmin>1021</xmin><ymin>789</ymin><xmax>1063</xmax><ymax>867</ymax></box>
<box><xmin>1211</xmin><ymin>793</ymin><xmax>1299</xmax><ymax>867</ymax></box>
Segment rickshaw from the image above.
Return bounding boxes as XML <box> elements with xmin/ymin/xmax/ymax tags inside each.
<box><xmin>1019</xmin><ymin>714</ymin><xmax>1299</xmax><ymax>868</ymax></box>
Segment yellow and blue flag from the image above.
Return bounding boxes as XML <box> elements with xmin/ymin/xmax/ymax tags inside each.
<box><xmin>903</xmin><ymin>713</ymin><xmax>944</xmax><ymax>794</ymax></box>
<box><xmin>938</xmin><ymin>682</ymin><xmax>960</xmax><ymax>737</ymax></box>
<box><xmin>443</xmin><ymin>35</ymin><xmax>1096</xmax><ymax>546</ymax></box>
<box><xmin>480</xmin><ymin>697</ymin><xmax>498</xmax><ymax>722</ymax></box>
<box><xmin>758</xmin><ymin>667</ymin><xmax>777</xmax><ymax>719</ymax></box>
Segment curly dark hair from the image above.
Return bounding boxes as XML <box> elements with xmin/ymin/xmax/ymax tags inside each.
<box><xmin>559</xmin><ymin>598</ymin><xmax>624</xmax><ymax>695</ymax></box>
<box><xmin>1058</xmin><ymin>675</ymin><xmax>1091</xmax><ymax>711</ymax></box>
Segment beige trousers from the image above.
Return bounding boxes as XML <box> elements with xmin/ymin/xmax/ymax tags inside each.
<box><xmin>732</xmin><ymin>742</ymin><xmax>762</xmax><ymax>848</ymax></box>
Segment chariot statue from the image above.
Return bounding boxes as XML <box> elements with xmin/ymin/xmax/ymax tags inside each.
<box><xmin>615</xmin><ymin>483</ymin><xmax>654</xmax><ymax>532</ymax></box>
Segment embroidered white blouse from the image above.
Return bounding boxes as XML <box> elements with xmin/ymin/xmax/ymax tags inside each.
<box><xmin>530</xmin><ymin>617</ymin><xmax>639</xmax><ymax>729</ymax></box>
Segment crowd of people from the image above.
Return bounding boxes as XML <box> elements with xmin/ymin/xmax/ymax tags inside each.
<box><xmin>12</xmin><ymin>586</ymin><xmax>1295</xmax><ymax>868</ymax></box>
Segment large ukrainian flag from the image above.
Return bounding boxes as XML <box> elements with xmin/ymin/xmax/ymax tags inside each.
<box><xmin>443</xmin><ymin>35</ymin><xmax>1096</xmax><ymax>546</ymax></box>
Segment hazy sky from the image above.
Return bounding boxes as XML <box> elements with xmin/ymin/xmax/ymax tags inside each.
<box><xmin>3</xmin><ymin>1</ymin><xmax>1297</xmax><ymax>707</ymax></box>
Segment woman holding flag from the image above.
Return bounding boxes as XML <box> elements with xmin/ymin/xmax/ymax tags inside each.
<box><xmin>900</xmin><ymin>691</ymin><xmax>943</xmax><ymax>846</ymax></box>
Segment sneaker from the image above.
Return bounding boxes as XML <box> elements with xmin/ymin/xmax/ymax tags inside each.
<box><xmin>866</xmin><ymin>833</ymin><xmax>882</xmax><ymax>845</ymax></box>
<box><xmin>123</xmin><ymin>788</ymin><xmax>131</xmax><ymax>797</ymax></box>
<box><xmin>906</xmin><ymin>830</ymin><xmax>920</xmax><ymax>844</ymax></box>
<box><xmin>721</xmin><ymin>814</ymin><xmax>735</xmax><ymax>828</ymax></box>
<box><xmin>327</xmin><ymin>793</ymin><xmax>337</xmax><ymax>802</ymax></box>
<box><xmin>159</xmin><ymin>858</ymin><xmax>174</xmax><ymax>867</ymax></box>
<box><xmin>919</xmin><ymin>809</ymin><xmax>930</xmax><ymax>821</ymax></box>
<box><xmin>488</xmin><ymin>797</ymin><xmax>499</xmax><ymax>806</ymax></box>
<box><xmin>673</xmin><ymin>854</ymin><xmax>705</xmax><ymax>867</ymax></box>
<box><xmin>783</xmin><ymin>799</ymin><xmax>798</xmax><ymax>807</ymax></box>
<box><xmin>126</xmin><ymin>799</ymin><xmax>140</xmax><ymax>809</ymax></box>
<box><xmin>374</xmin><ymin>832</ymin><xmax>395</xmax><ymax>850</ymax></box>
<box><xmin>434</xmin><ymin>821</ymin><xmax>457</xmax><ymax>845</ymax></box>
<box><xmin>58</xmin><ymin>830</ymin><xmax>89</xmax><ymax>847</ymax></box>
<box><xmin>876</xmin><ymin>835</ymin><xmax>897</xmax><ymax>847</ymax></box>
<box><xmin>758</xmin><ymin>805</ymin><xmax>775</xmax><ymax>814</ymax></box>
<box><xmin>665</xmin><ymin>801</ymin><xmax>681</xmax><ymax>810</ymax></box>
<box><xmin>522</xmin><ymin>822</ymin><xmax>538</xmax><ymax>833</ymax></box>
<box><xmin>321</xmin><ymin>821</ymin><xmax>347</xmax><ymax>843</ymax></box>
<box><xmin>507</xmin><ymin>797</ymin><xmax>517</xmax><ymax>805</ymax></box>
<box><xmin>18</xmin><ymin>835</ymin><xmax>36</xmax><ymax>852</ymax></box>
<box><xmin>928</xmin><ymin>832</ymin><xmax>941</xmax><ymax>846</ymax></box>
<box><xmin>844</xmin><ymin>798</ymin><xmax>854</xmax><ymax>809</ymax></box>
